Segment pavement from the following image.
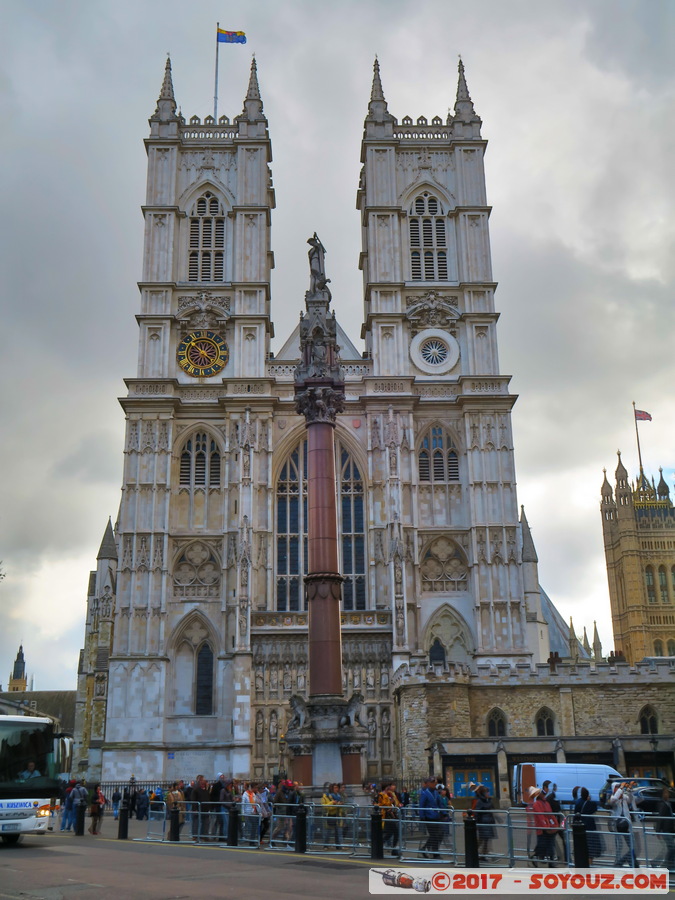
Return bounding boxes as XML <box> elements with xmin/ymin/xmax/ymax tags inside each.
<box><xmin>0</xmin><ymin>817</ymin><xmax>374</xmax><ymax>900</ymax></box>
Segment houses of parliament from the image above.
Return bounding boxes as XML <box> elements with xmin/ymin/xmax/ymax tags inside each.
<box><xmin>67</xmin><ymin>55</ymin><xmax>673</xmax><ymax>801</ymax></box>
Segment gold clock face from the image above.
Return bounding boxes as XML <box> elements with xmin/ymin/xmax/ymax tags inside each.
<box><xmin>177</xmin><ymin>330</ymin><xmax>229</xmax><ymax>377</ymax></box>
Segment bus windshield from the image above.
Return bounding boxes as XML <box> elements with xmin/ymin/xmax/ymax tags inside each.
<box><xmin>0</xmin><ymin>718</ymin><xmax>62</xmax><ymax>800</ymax></box>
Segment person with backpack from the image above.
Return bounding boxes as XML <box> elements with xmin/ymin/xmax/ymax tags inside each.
<box><xmin>60</xmin><ymin>779</ymin><xmax>77</xmax><ymax>832</ymax></box>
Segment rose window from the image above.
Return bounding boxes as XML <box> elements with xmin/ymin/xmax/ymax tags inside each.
<box><xmin>420</xmin><ymin>338</ymin><xmax>448</xmax><ymax>366</ymax></box>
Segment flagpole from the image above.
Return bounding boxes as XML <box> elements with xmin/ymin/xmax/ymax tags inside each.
<box><xmin>214</xmin><ymin>22</ymin><xmax>220</xmax><ymax>121</ymax></box>
<box><xmin>633</xmin><ymin>401</ymin><xmax>644</xmax><ymax>473</ymax></box>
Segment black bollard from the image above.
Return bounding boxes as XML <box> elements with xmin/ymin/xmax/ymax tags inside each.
<box><xmin>464</xmin><ymin>813</ymin><xmax>479</xmax><ymax>867</ymax></box>
<box><xmin>169</xmin><ymin>804</ymin><xmax>180</xmax><ymax>842</ymax></box>
<box><xmin>295</xmin><ymin>804</ymin><xmax>307</xmax><ymax>853</ymax></box>
<box><xmin>117</xmin><ymin>800</ymin><xmax>129</xmax><ymax>840</ymax></box>
<box><xmin>227</xmin><ymin>805</ymin><xmax>239</xmax><ymax>847</ymax></box>
<box><xmin>75</xmin><ymin>801</ymin><xmax>86</xmax><ymax>837</ymax></box>
<box><xmin>571</xmin><ymin>816</ymin><xmax>589</xmax><ymax>868</ymax></box>
<box><xmin>371</xmin><ymin>809</ymin><xmax>384</xmax><ymax>860</ymax></box>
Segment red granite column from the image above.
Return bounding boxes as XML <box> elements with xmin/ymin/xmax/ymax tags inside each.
<box><xmin>305</xmin><ymin>421</ymin><xmax>343</xmax><ymax>697</ymax></box>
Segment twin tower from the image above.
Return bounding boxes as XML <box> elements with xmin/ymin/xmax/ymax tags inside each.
<box><xmin>74</xmin><ymin>57</ymin><xmax>551</xmax><ymax>783</ymax></box>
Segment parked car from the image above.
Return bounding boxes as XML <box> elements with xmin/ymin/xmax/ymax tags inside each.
<box><xmin>599</xmin><ymin>777</ymin><xmax>675</xmax><ymax>814</ymax></box>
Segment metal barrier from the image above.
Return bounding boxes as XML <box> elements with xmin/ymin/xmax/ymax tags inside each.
<box><xmin>268</xmin><ymin>806</ymin><xmax>298</xmax><ymax>850</ymax></box>
<box><xmin>306</xmin><ymin>803</ymin><xmax>358</xmax><ymax>854</ymax></box>
<box><xmin>146</xmin><ymin>801</ymin><xmax>166</xmax><ymax>841</ymax></box>
<box><xmin>397</xmin><ymin>806</ymin><xmax>458</xmax><ymax>864</ymax></box>
<box><xmin>640</xmin><ymin>815</ymin><xmax>675</xmax><ymax>872</ymax></box>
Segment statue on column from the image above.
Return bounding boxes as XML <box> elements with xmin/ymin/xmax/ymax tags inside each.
<box><xmin>307</xmin><ymin>233</ymin><xmax>331</xmax><ymax>296</ymax></box>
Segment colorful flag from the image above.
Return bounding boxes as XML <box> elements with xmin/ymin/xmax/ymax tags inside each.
<box><xmin>217</xmin><ymin>29</ymin><xmax>246</xmax><ymax>44</ymax></box>
<box><xmin>634</xmin><ymin>409</ymin><xmax>652</xmax><ymax>421</ymax></box>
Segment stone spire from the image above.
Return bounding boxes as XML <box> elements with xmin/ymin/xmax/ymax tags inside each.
<box><xmin>657</xmin><ymin>467</ymin><xmax>670</xmax><ymax>499</ymax></box>
<box><xmin>520</xmin><ymin>506</ymin><xmax>538</xmax><ymax>563</ymax></box>
<box><xmin>453</xmin><ymin>58</ymin><xmax>481</xmax><ymax>131</ymax></box>
<box><xmin>601</xmin><ymin>468</ymin><xmax>614</xmax><ymax>499</ymax></box>
<box><xmin>97</xmin><ymin>518</ymin><xmax>117</xmax><ymax>561</ymax></box>
<box><xmin>240</xmin><ymin>56</ymin><xmax>265</xmax><ymax>122</ymax></box>
<box><xmin>151</xmin><ymin>56</ymin><xmax>178</xmax><ymax>122</ymax></box>
<box><xmin>592</xmin><ymin>620</ymin><xmax>603</xmax><ymax>661</ymax></box>
<box><xmin>582</xmin><ymin>626</ymin><xmax>592</xmax><ymax>655</ymax></box>
<box><xmin>366</xmin><ymin>57</ymin><xmax>395</xmax><ymax>126</ymax></box>
<box><xmin>568</xmin><ymin>618</ymin><xmax>579</xmax><ymax>662</ymax></box>
<box><xmin>12</xmin><ymin>645</ymin><xmax>25</xmax><ymax>681</ymax></box>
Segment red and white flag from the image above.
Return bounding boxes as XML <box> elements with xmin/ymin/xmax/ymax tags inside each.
<box><xmin>634</xmin><ymin>409</ymin><xmax>652</xmax><ymax>421</ymax></box>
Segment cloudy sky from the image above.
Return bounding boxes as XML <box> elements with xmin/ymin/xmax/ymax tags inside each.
<box><xmin>1</xmin><ymin>0</ymin><xmax>674</xmax><ymax>691</ymax></box>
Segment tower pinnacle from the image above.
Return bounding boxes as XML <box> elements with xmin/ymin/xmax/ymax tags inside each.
<box><xmin>520</xmin><ymin>506</ymin><xmax>538</xmax><ymax>563</ymax></box>
<box><xmin>240</xmin><ymin>56</ymin><xmax>265</xmax><ymax>122</ymax></box>
<box><xmin>367</xmin><ymin>57</ymin><xmax>394</xmax><ymax>124</ymax></box>
<box><xmin>151</xmin><ymin>56</ymin><xmax>177</xmax><ymax>122</ymax></box>
<box><xmin>453</xmin><ymin>58</ymin><xmax>481</xmax><ymax>133</ymax></box>
<box><xmin>97</xmin><ymin>518</ymin><xmax>117</xmax><ymax>561</ymax></box>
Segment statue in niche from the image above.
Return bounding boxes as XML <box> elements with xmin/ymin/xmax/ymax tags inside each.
<box><xmin>367</xmin><ymin>709</ymin><xmax>377</xmax><ymax>757</ymax></box>
<box><xmin>307</xmin><ymin>232</ymin><xmax>330</xmax><ymax>295</ymax></box>
<box><xmin>297</xmin><ymin>664</ymin><xmax>306</xmax><ymax>692</ymax></box>
<box><xmin>269</xmin><ymin>711</ymin><xmax>278</xmax><ymax>740</ymax></box>
<box><xmin>353</xmin><ymin>667</ymin><xmax>361</xmax><ymax>690</ymax></box>
<box><xmin>381</xmin><ymin>709</ymin><xmax>391</xmax><ymax>757</ymax></box>
<box><xmin>283</xmin><ymin>663</ymin><xmax>291</xmax><ymax>692</ymax></box>
<box><xmin>270</xmin><ymin>667</ymin><xmax>278</xmax><ymax>691</ymax></box>
<box><xmin>380</xmin><ymin>667</ymin><xmax>389</xmax><ymax>690</ymax></box>
<box><xmin>255</xmin><ymin>667</ymin><xmax>264</xmax><ymax>693</ymax></box>
<box><xmin>255</xmin><ymin>711</ymin><xmax>264</xmax><ymax>742</ymax></box>
<box><xmin>366</xmin><ymin>667</ymin><xmax>375</xmax><ymax>691</ymax></box>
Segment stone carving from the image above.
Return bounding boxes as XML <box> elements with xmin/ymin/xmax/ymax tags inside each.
<box><xmin>367</xmin><ymin>709</ymin><xmax>377</xmax><ymax>756</ymax></box>
<box><xmin>421</xmin><ymin>536</ymin><xmax>468</xmax><ymax>590</ymax></box>
<box><xmin>371</xmin><ymin>418</ymin><xmax>383</xmax><ymax>451</ymax></box>
<box><xmin>173</xmin><ymin>542</ymin><xmax>221</xmax><ymax>598</ymax></box>
<box><xmin>339</xmin><ymin>691</ymin><xmax>366</xmax><ymax>728</ymax></box>
<box><xmin>287</xmin><ymin>694</ymin><xmax>309</xmax><ymax>731</ymax></box>
<box><xmin>295</xmin><ymin>386</ymin><xmax>345</xmax><ymax>424</ymax></box>
<box><xmin>100</xmin><ymin>585</ymin><xmax>113</xmax><ymax>620</ymax></box>
<box><xmin>239</xmin><ymin>409</ymin><xmax>257</xmax><ymax>451</ymax></box>
<box><xmin>141</xmin><ymin>420</ymin><xmax>156</xmax><ymax>453</ymax></box>
<box><xmin>297</xmin><ymin>664</ymin><xmax>306</xmax><ymax>692</ymax></box>
<box><xmin>307</xmin><ymin>233</ymin><xmax>331</xmax><ymax>296</ymax></box>
<box><xmin>381</xmin><ymin>709</ymin><xmax>391</xmax><ymax>756</ymax></box>
<box><xmin>255</xmin><ymin>711</ymin><xmax>264</xmax><ymax>741</ymax></box>
<box><xmin>255</xmin><ymin>667</ymin><xmax>264</xmax><ymax>693</ymax></box>
<box><xmin>177</xmin><ymin>291</ymin><xmax>231</xmax><ymax>322</ymax></box>
<box><xmin>406</xmin><ymin>291</ymin><xmax>459</xmax><ymax>336</ymax></box>
<box><xmin>269</xmin><ymin>711</ymin><xmax>278</xmax><ymax>740</ymax></box>
<box><xmin>95</xmin><ymin>673</ymin><xmax>107</xmax><ymax>697</ymax></box>
<box><xmin>270</xmin><ymin>667</ymin><xmax>278</xmax><ymax>691</ymax></box>
<box><xmin>238</xmin><ymin>596</ymin><xmax>249</xmax><ymax>643</ymax></box>
<box><xmin>283</xmin><ymin>664</ymin><xmax>291</xmax><ymax>692</ymax></box>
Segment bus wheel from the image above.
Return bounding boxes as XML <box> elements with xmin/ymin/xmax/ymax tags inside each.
<box><xmin>1</xmin><ymin>835</ymin><xmax>22</xmax><ymax>845</ymax></box>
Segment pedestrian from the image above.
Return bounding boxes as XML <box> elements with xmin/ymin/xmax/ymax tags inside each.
<box><xmin>547</xmin><ymin>783</ymin><xmax>566</xmax><ymax>862</ymax></box>
<box><xmin>653</xmin><ymin>786</ymin><xmax>675</xmax><ymax>869</ymax></box>
<box><xmin>191</xmin><ymin>775</ymin><xmax>210</xmax><ymax>841</ymax></box>
<box><xmin>527</xmin><ymin>786</ymin><xmax>558</xmax><ymax>866</ymax></box>
<box><xmin>607</xmin><ymin>782</ymin><xmax>641</xmax><ymax>867</ymax></box>
<box><xmin>88</xmin><ymin>784</ymin><xmax>106</xmax><ymax>835</ymax></box>
<box><xmin>258</xmin><ymin>782</ymin><xmax>272</xmax><ymax>843</ymax></box>
<box><xmin>573</xmin><ymin>785</ymin><xmax>603</xmax><ymax>864</ymax></box>
<box><xmin>241</xmin><ymin>782</ymin><xmax>260</xmax><ymax>844</ymax></box>
<box><xmin>220</xmin><ymin>779</ymin><xmax>235</xmax><ymax>839</ymax></box>
<box><xmin>377</xmin><ymin>781</ymin><xmax>401</xmax><ymax>857</ymax></box>
<box><xmin>136</xmin><ymin>789</ymin><xmax>150</xmax><ymax>821</ymax></box>
<box><xmin>111</xmin><ymin>789</ymin><xmax>122</xmax><ymax>820</ymax></box>
<box><xmin>419</xmin><ymin>776</ymin><xmax>443</xmax><ymax>859</ymax></box>
<box><xmin>167</xmin><ymin>782</ymin><xmax>186</xmax><ymax>835</ymax></box>
<box><xmin>60</xmin><ymin>780</ymin><xmax>77</xmax><ymax>832</ymax></box>
<box><xmin>471</xmin><ymin>783</ymin><xmax>496</xmax><ymax>860</ymax></box>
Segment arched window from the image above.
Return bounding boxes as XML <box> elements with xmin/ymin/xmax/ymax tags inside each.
<box><xmin>195</xmin><ymin>643</ymin><xmax>214</xmax><ymax>715</ymax></box>
<box><xmin>645</xmin><ymin>566</ymin><xmax>656</xmax><ymax>604</ymax></box>
<box><xmin>179</xmin><ymin>433</ymin><xmax>221</xmax><ymax>487</ymax></box>
<box><xmin>409</xmin><ymin>192</ymin><xmax>448</xmax><ymax>282</ymax></box>
<box><xmin>535</xmin><ymin>707</ymin><xmax>555</xmax><ymax>736</ymax></box>
<box><xmin>487</xmin><ymin>708</ymin><xmax>506</xmax><ymax>738</ymax></box>
<box><xmin>418</xmin><ymin>426</ymin><xmax>459</xmax><ymax>483</ymax></box>
<box><xmin>429</xmin><ymin>638</ymin><xmax>446</xmax><ymax>667</ymax></box>
<box><xmin>188</xmin><ymin>192</ymin><xmax>225</xmax><ymax>282</ymax></box>
<box><xmin>667</xmin><ymin>639</ymin><xmax>675</xmax><ymax>656</ymax></box>
<box><xmin>639</xmin><ymin>705</ymin><xmax>658</xmax><ymax>734</ymax></box>
<box><xmin>659</xmin><ymin>566</ymin><xmax>669</xmax><ymax>603</ymax></box>
<box><xmin>275</xmin><ymin>438</ymin><xmax>366</xmax><ymax>612</ymax></box>
<box><xmin>654</xmin><ymin>639</ymin><xmax>664</xmax><ymax>657</ymax></box>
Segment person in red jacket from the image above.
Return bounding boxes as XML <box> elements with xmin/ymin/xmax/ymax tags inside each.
<box><xmin>527</xmin><ymin>786</ymin><xmax>559</xmax><ymax>866</ymax></box>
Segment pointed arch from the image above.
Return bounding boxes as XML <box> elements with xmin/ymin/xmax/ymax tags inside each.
<box><xmin>178</xmin><ymin>178</ymin><xmax>235</xmax><ymax>216</ymax></box>
<box><xmin>535</xmin><ymin>706</ymin><xmax>555</xmax><ymax>736</ymax></box>
<box><xmin>486</xmin><ymin>708</ymin><xmax>507</xmax><ymax>737</ymax></box>
<box><xmin>420</xmin><ymin>537</ymin><xmax>468</xmax><ymax>592</ymax></box>
<box><xmin>423</xmin><ymin>603</ymin><xmax>474</xmax><ymax>665</ymax></box>
<box><xmin>417</xmin><ymin>422</ymin><xmax>462</xmax><ymax>483</ymax></box>
<box><xmin>175</xmin><ymin>427</ymin><xmax>224</xmax><ymax>489</ymax></box>
<box><xmin>169</xmin><ymin>611</ymin><xmax>218</xmax><ymax>716</ymax></box>
<box><xmin>274</xmin><ymin>431</ymin><xmax>368</xmax><ymax>612</ymax></box>
<box><xmin>177</xmin><ymin>182</ymin><xmax>233</xmax><ymax>284</ymax></box>
<box><xmin>639</xmin><ymin>705</ymin><xmax>658</xmax><ymax>734</ymax></box>
<box><xmin>399</xmin><ymin>179</ymin><xmax>456</xmax><ymax>213</ymax></box>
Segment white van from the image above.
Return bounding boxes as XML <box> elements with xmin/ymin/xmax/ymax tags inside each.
<box><xmin>512</xmin><ymin>762</ymin><xmax>622</xmax><ymax>805</ymax></box>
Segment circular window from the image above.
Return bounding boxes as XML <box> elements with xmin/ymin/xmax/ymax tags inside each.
<box><xmin>420</xmin><ymin>338</ymin><xmax>448</xmax><ymax>366</ymax></box>
<box><xmin>410</xmin><ymin>328</ymin><xmax>460</xmax><ymax>375</ymax></box>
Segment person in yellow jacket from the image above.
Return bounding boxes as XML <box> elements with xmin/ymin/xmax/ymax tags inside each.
<box><xmin>377</xmin><ymin>781</ymin><xmax>401</xmax><ymax>858</ymax></box>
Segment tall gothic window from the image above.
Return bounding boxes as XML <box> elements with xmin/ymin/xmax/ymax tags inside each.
<box><xmin>195</xmin><ymin>643</ymin><xmax>214</xmax><ymax>715</ymax></box>
<box><xmin>645</xmin><ymin>566</ymin><xmax>656</xmax><ymax>604</ymax></box>
<box><xmin>179</xmin><ymin>433</ymin><xmax>221</xmax><ymax>487</ymax></box>
<box><xmin>639</xmin><ymin>705</ymin><xmax>658</xmax><ymax>734</ymax></box>
<box><xmin>275</xmin><ymin>439</ymin><xmax>366</xmax><ymax>612</ymax></box>
<box><xmin>535</xmin><ymin>707</ymin><xmax>555</xmax><ymax>736</ymax></box>
<box><xmin>667</xmin><ymin>639</ymin><xmax>675</xmax><ymax>656</ymax></box>
<box><xmin>418</xmin><ymin>426</ymin><xmax>459</xmax><ymax>482</ymax></box>
<box><xmin>654</xmin><ymin>639</ymin><xmax>664</xmax><ymax>657</ymax></box>
<box><xmin>487</xmin><ymin>708</ymin><xmax>507</xmax><ymax>737</ymax></box>
<box><xmin>409</xmin><ymin>192</ymin><xmax>448</xmax><ymax>281</ymax></box>
<box><xmin>174</xmin><ymin>631</ymin><xmax>215</xmax><ymax>716</ymax></box>
<box><xmin>659</xmin><ymin>566</ymin><xmax>669</xmax><ymax>603</ymax></box>
<box><xmin>188</xmin><ymin>192</ymin><xmax>225</xmax><ymax>282</ymax></box>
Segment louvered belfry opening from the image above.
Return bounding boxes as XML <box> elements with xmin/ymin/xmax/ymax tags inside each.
<box><xmin>409</xmin><ymin>192</ymin><xmax>448</xmax><ymax>281</ymax></box>
<box><xmin>188</xmin><ymin>192</ymin><xmax>225</xmax><ymax>282</ymax></box>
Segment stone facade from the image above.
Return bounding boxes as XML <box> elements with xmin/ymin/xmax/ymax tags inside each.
<box><xmin>601</xmin><ymin>455</ymin><xmax>675</xmax><ymax>664</ymax></box>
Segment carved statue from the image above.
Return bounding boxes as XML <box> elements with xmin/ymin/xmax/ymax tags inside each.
<box><xmin>269</xmin><ymin>711</ymin><xmax>278</xmax><ymax>739</ymax></box>
<box><xmin>339</xmin><ymin>691</ymin><xmax>366</xmax><ymax>728</ymax></box>
<box><xmin>255</xmin><ymin>711</ymin><xmax>264</xmax><ymax>741</ymax></box>
<box><xmin>367</xmin><ymin>709</ymin><xmax>377</xmax><ymax>756</ymax></box>
<box><xmin>287</xmin><ymin>694</ymin><xmax>309</xmax><ymax>731</ymax></box>
<box><xmin>307</xmin><ymin>232</ymin><xmax>331</xmax><ymax>295</ymax></box>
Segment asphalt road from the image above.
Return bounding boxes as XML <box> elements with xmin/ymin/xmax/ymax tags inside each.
<box><xmin>0</xmin><ymin>821</ymin><xmax>373</xmax><ymax>900</ymax></box>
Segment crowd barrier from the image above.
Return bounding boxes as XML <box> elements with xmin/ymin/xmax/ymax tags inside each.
<box><xmin>130</xmin><ymin>799</ymin><xmax>674</xmax><ymax>877</ymax></box>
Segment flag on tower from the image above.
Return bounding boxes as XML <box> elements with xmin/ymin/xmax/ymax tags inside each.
<box><xmin>634</xmin><ymin>409</ymin><xmax>652</xmax><ymax>421</ymax></box>
<box><xmin>217</xmin><ymin>28</ymin><xmax>246</xmax><ymax>43</ymax></box>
